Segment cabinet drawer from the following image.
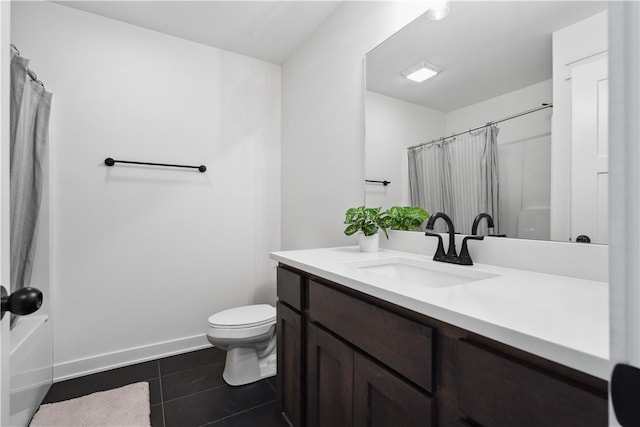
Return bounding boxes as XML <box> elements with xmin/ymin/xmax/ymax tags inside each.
<box><xmin>456</xmin><ymin>339</ymin><xmax>608</xmax><ymax>427</ymax></box>
<box><xmin>277</xmin><ymin>266</ymin><xmax>304</xmax><ymax>311</ymax></box>
<box><xmin>308</xmin><ymin>280</ymin><xmax>434</xmax><ymax>392</ymax></box>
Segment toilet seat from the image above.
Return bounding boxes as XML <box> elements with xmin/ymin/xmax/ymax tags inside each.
<box><xmin>208</xmin><ymin>304</ymin><xmax>276</xmax><ymax>329</ymax></box>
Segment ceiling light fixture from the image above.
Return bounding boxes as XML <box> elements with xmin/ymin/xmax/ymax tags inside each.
<box><xmin>403</xmin><ymin>62</ymin><xmax>441</xmax><ymax>83</ymax></box>
<box><xmin>427</xmin><ymin>0</ymin><xmax>450</xmax><ymax>21</ymax></box>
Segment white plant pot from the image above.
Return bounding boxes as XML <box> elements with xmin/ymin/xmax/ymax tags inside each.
<box><xmin>359</xmin><ymin>232</ymin><xmax>379</xmax><ymax>252</ymax></box>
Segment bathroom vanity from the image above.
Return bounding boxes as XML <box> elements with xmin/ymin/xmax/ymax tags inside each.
<box><xmin>271</xmin><ymin>247</ymin><xmax>608</xmax><ymax>427</ymax></box>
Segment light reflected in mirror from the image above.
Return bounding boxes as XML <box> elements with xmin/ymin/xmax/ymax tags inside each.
<box><xmin>365</xmin><ymin>1</ymin><xmax>608</xmax><ymax>243</ymax></box>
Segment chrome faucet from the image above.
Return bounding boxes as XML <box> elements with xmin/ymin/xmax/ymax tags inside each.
<box><xmin>425</xmin><ymin>212</ymin><xmax>458</xmax><ymax>263</ymax></box>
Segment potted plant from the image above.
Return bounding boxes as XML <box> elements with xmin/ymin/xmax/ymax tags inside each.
<box><xmin>343</xmin><ymin>206</ymin><xmax>391</xmax><ymax>252</ymax></box>
<box><xmin>385</xmin><ymin>206</ymin><xmax>430</xmax><ymax>231</ymax></box>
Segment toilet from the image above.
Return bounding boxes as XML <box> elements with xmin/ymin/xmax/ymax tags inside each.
<box><xmin>206</xmin><ymin>304</ymin><xmax>277</xmax><ymax>386</ymax></box>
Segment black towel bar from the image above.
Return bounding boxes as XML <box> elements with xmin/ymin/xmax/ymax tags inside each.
<box><xmin>105</xmin><ymin>157</ymin><xmax>206</xmax><ymax>173</ymax></box>
<box><xmin>365</xmin><ymin>179</ymin><xmax>391</xmax><ymax>186</ymax></box>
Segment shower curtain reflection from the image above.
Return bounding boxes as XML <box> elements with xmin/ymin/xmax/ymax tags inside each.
<box><xmin>408</xmin><ymin>125</ymin><xmax>500</xmax><ymax>235</ymax></box>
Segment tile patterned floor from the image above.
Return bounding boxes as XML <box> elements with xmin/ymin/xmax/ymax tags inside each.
<box><xmin>41</xmin><ymin>347</ymin><xmax>285</xmax><ymax>427</ymax></box>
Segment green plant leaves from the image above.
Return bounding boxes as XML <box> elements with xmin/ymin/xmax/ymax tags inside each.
<box><xmin>343</xmin><ymin>206</ymin><xmax>389</xmax><ymax>238</ymax></box>
<box><xmin>344</xmin><ymin>223</ymin><xmax>360</xmax><ymax>236</ymax></box>
<box><xmin>343</xmin><ymin>205</ymin><xmax>430</xmax><ymax>238</ymax></box>
<box><xmin>387</xmin><ymin>206</ymin><xmax>430</xmax><ymax>231</ymax></box>
<box><xmin>362</xmin><ymin>223</ymin><xmax>379</xmax><ymax>236</ymax></box>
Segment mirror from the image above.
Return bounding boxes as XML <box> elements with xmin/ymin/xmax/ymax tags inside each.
<box><xmin>365</xmin><ymin>1</ymin><xmax>609</xmax><ymax>243</ymax></box>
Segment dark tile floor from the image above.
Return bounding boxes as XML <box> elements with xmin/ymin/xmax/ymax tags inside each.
<box><xmin>41</xmin><ymin>347</ymin><xmax>286</xmax><ymax>427</ymax></box>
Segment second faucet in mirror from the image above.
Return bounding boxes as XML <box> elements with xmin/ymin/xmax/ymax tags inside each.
<box><xmin>471</xmin><ymin>213</ymin><xmax>506</xmax><ymax>237</ymax></box>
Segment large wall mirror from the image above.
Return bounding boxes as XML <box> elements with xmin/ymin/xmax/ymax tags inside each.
<box><xmin>365</xmin><ymin>1</ymin><xmax>608</xmax><ymax>243</ymax></box>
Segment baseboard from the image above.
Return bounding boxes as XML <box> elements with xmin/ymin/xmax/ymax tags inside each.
<box><xmin>53</xmin><ymin>334</ymin><xmax>211</xmax><ymax>382</ymax></box>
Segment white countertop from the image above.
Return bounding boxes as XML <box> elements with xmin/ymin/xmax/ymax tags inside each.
<box><xmin>270</xmin><ymin>246</ymin><xmax>610</xmax><ymax>380</ymax></box>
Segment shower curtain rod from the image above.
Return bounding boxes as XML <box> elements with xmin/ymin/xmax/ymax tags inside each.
<box><xmin>10</xmin><ymin>44</ymin><xmax>45</xmax><ymax>89</ymax></box>
<box><xmin>407</xmin><ymin>103</ymin><xmax>553</xmax><ymax>151</ymax></box>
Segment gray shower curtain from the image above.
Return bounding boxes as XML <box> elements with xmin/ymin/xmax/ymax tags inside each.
<box><xmin>408</xmin><ymin>141</ymin><xmax>451</xmax><ymax>233</ymax></box>
<box><xmin>408</xmin><ymin>125</ymin><xmax>500</xmax><ymax>234</ymax></box>
<box><xmin>9</xmin><ymin>46</ymin><xmax>52</xmax><ymax>297</ymax></box>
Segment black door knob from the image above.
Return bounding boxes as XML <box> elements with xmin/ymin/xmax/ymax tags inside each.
<box><xmin>0</xmin><ymin>286</ymin><xmax>43</xmax><ymax>320</ymax></box>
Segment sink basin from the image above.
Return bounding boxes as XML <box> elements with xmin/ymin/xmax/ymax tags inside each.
<box><xmin>346</xmin><ymin>257</ymin><xmax>498</xmax><ymax>288</ymax></box>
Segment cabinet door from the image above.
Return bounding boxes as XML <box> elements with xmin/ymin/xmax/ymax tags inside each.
<box><xmin>307</xmin><ymin>323</ymin><xmax>353</xmax><ymax>427</ymax></box>
<box><xmin>354</xmin><ymin>353</ymin><xmax>434</xmax><ymax>427</ymax></box>
<box><xmin>309</xmin><ymin>280</ymin><xmax>434</xmax><ymax>392</ymax></box>
<box><xmin>456</xmin><ymin>339</ymin><xmax>607</xmax><ymax>427</ymax></box>
<box><xmin>276</xmin><ymin>302</ymin><xmax>303</xmax><ymax>427</ymax></box>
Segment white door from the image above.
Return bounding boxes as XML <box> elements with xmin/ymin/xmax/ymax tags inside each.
<box><xmin>571</xmin><ymin>57</ymin><xmax>609</xmax><ymax>244</ymax></box>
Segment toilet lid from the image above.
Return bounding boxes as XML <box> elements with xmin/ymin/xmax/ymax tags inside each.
<box><xmin>208</xmin><ymin>304</ymin><xmax>276</xmax><ymax>329</ymax></box>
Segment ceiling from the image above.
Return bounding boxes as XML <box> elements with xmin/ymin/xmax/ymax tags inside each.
<box><xmin>53</xmin><ymin>1</ymin><xmax>342</xmax><ymax>65</ymax></box>
<box><xmin>366</xmin><ymin>1</ymin><xmax>608</xmax><ymax>112</ymax></box>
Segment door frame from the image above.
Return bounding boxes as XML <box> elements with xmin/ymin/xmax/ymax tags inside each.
<box><xmin>0</xmin><ymin>1</ymin><xmax>12</xmax><ymax>425</ymax></box>
<box><xmin>609</xmin><ymin>2</ymin><xmax>640</xmax><ymax>426</ymax></box>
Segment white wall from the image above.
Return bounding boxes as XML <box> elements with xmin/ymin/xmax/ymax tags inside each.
<box><xmin>365</xmin><ymin>91</ymin><xmax>445</xmax><ymax>209</ymax></box>
<box><xmin>281</xmin><ymin>1</ymin><xmax>430</xmax><ymax>250</ymax></box>
<box><xmin>12</xmin><ymin>1</ymin><xmax>281</xmax><ymax>380</ymax></box>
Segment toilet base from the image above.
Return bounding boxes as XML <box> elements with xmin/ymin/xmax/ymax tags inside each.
<box><xmin>222</xmin><ymin>344</ymin><xmax>277</xmax><ymax>386</ymax></box>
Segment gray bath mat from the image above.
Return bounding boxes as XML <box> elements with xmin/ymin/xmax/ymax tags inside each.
<box><xmin>30</xmin><ymin>382</ymin><xmax>150</xmax><ymax>427</ymax></box>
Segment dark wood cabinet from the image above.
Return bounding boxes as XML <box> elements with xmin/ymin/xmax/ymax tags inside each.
<box><xmin>456</xmin><ymin>340</ymin><xmax>608</xmax><ymax>427</ymax></box>
<box><xmin>306</xmin><ymin>323</ymin><xmax>353</xmax><ymax>427</ymax></box>
<box><xmin>277</xmin><ymin>266</ymin><xmax>304</xmax><ymax>311</ymax></box>
<box><xmin>308</xmin><ymin>280</ymin><xmax>434</xmax><ymax>392</ymax></box>
<box><xmin>276</xmin><ymin>264</ymin><xmax>608</xmax><ymax>427</ymax></box>
<box><xmin>354</xmin><ymin>352</ymin><xmax>434</xmax><ymax>427</ymax></box>
<box><xmin>276</xmin><ymin>301</ymin><xmax>303</xmax><ymax>427</ymax></box>
<box><xmin>306</xmin><ymin>321</ymin><xmax>433</xmax><ymax>427</ymax></box>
